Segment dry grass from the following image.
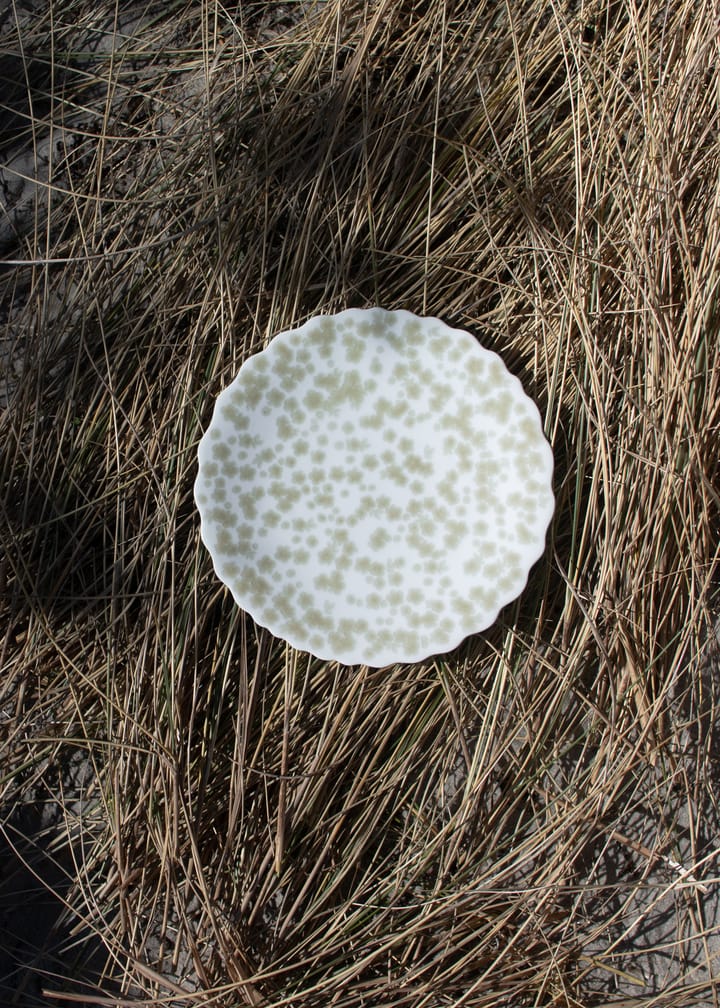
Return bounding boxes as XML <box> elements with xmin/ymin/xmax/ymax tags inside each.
<box><xmin>1</xmin><ymin>0</ymin><xmax>719</xmax><ymax>1005</ymax></box>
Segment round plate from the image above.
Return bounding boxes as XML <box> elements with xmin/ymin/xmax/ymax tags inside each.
<box><xmin>195</xmin><ymin>308</ymin><xmax>554</xmax><ymax>665</ymax></box>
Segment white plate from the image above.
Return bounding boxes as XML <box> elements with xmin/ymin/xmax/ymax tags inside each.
<box><xmin>195</xmin><ymin>308</ymin><xmax>554</xmax><ymax>665</ymax></box>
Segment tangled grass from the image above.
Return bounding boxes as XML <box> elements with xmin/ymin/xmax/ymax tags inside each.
<box><xmin>1</xmin><ymin>0</ymin><xmax>719</xmax><ymax>1004</ymax></box>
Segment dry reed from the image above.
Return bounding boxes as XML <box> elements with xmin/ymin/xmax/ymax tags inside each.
<box><xmin>1</xmin><ymin>0</ymin><xmax>719</xmax><ymax>1005</ymax></box>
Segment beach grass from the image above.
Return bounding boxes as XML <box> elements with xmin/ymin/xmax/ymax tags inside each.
<box><xmin>1</xmin><ymin>0</ymin><xmax>719</xmax><ymax>1004</ymax></box>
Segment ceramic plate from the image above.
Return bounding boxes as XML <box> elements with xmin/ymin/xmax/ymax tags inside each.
<box><xmin>195</xmin><ymin>308</ymin><xmax>554</xmax><ymax>665</ymax></box>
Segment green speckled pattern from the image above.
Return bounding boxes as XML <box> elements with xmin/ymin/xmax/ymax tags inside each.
<box><xmin>194</xmin><ymin>308</ymin><xmax>554</xmax><ymax>665</ymax></box>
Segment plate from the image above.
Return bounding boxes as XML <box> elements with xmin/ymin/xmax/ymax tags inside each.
<box><xmin>195</xmin><ymin>308</ymin><xmax>554</xmax><ymax>665</ymax></box>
